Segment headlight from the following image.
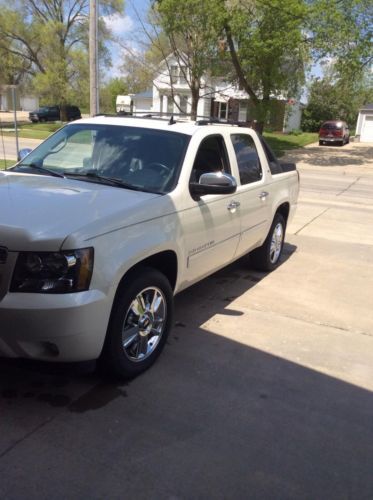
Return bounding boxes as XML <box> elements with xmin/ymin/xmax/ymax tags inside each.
<box><xmin>10</xmin><ymin>248</ymin><xmax>94</xmax><ymax>293</ymax></box>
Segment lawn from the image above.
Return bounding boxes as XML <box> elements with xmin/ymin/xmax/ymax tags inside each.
<box><xmin>0</xmin><ymin>159</ymin><xmax>15</xmax><ymax>169</ymax></box>
<box><xmin>0</xmin><ymin>122</ymin><xmax>62</xmax><ymax>140</ymax></box>
<box><xmin>263</xmin><ymin>132</ymin><xmax>318</xmax><ymax>157</ymax></box>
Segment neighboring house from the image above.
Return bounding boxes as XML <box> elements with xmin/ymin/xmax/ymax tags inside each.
<box><xmin>355</xmin><ymin>104</ymin><xmax>373</xmax><ymax>143</ymax></box>
<box><xmin>0</xmin><ymin>85</ymin><xmax>39</xmax><ymax>112</ymax></box>
<box><xmin>151</xmin><ymin>55</ymin><xmax>304</xmax><ymax>132</ymax></box>
<box><xmin>132</xmin><ymin>90</ymin><xmax>153</xmax><ymax>114</ymax></box>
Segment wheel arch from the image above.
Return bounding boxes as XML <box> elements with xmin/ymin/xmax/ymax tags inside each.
<box><xmin>117</xmin><ymin>250</ymin><xmax>178</xmax><ymax>293</ymax></box>
<box><xmin>275</xmin><ymin>202</ymin><xmax>290</xmax><ymax>225</ymax></box>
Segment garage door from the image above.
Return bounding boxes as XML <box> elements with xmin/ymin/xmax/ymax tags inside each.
<box><xmin>361</xmin><ymin>115</ymin><xmax>373</xmax><ymax>143</ymax></box>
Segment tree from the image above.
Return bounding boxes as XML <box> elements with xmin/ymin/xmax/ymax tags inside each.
<box><xmin>0</xmin><ymin>0</ymin><xmax>124</xmax><ymax>110</ymax></box>
<box><xmin>302</xmin><ymin>0</ymin><xmax>373</xmax><ymax>131</ymax></box>
<box><xmin>100</xmin><ymin>77</ymin><xmax>129</xmax><ymax>112</ymax></box>
<box><xmin>154</xmin><ymin>0</ymin><xmax>222</xmax><ymax>119</ymax></box>
<box><xmin>309</xmin><ymin>0</ymin><xmax>373</xmax><ymax>75</ymax></box>
<box><xmin>216</xmin><ymin>0</ymin><xmax>308</xmax><ymax>133</ymax></box>
<box><xmin>301</xmin><ymin>71</ymin><xmax>373</xmax><ymax>132</ymax></box>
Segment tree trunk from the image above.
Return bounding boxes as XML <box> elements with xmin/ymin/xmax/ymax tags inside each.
<box><xmin>256</xmin><ymin>93</ymin><xmax>271</xmax><ymax>135</ymax></box>
<box><xmin>191</xmin><ymin>85</ymin><xmax>199</xmax><ymax>120</ymax></box>
<box><xmin>60</xmin><ymin>101</ymin><xmax>67</xmax><ymax>121</ymax></box>
<box><xmin>255</xmin><ymin>120</ymin><xmax>264</xmax><ymax>135</ymax></box>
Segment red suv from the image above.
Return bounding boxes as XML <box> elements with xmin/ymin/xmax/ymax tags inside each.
<box><xmin>319</xmin><ymin>121</ymin><xmax>350</xmax><ymax>146</ymax></box>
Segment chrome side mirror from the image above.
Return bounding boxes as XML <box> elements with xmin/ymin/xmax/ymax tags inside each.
<box><xmin>199</xmin><ymin>172</ymin><xmax>237</xmax><ymax>189</ymax></box>
<box><xmin>190</xmin><ymin>171</ymin><xmax>237</xmax><ymax>199</ymax></box>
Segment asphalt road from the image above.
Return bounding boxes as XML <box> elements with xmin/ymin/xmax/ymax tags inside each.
<box><xmin>1</xmin><ymin>142</ymin><xmax>373</xmax><ymax>499</ymax></box>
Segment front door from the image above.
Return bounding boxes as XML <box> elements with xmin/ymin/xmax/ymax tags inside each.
<box><xmin>181</xmin><ymin>134</ymin><xmax>241</xmax><ymax>285</ymax></box>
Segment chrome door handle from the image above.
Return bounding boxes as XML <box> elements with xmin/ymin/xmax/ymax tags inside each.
<box><xmin>227</xmin><ymin>200</ymin><xmax>240</xmax><ymax>212</ymax></box>
<box><xmin>259</xmin><ymin>191</ymin><xmax>269</xmax><ymax>200</ymax></box>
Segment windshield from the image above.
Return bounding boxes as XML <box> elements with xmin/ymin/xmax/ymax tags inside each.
<box><xmin>15</xmin><ymin>124</ymin><xmax>190</xmax><ymax>194</ymax></box>
<box><xmin>321</xmin><ymin>122</ymin><xmax>343</xmax><ymax>130</ymax></box>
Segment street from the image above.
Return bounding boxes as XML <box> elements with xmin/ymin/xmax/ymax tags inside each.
<box><xmin>1</xmin><ymin>141</ymin><xmax>373</xmax><ymax>499</ymax></box>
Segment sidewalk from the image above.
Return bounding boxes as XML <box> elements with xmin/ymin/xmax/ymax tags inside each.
<box><xmin>0</xmin><ymin>110</ymin><xmax>30</xmax><ymax>124</ymax></box>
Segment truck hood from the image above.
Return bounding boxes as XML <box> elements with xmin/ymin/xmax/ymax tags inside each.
<box><xmin>0</xmin><ymin>172</ymin><xmax>162</xmax><ymax>251</ymax></box>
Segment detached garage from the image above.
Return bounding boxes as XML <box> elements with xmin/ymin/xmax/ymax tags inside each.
<box><xmin>356</xmin><ymin>103</ymin><xmax>373</xmax><ymax>143</ymax></box>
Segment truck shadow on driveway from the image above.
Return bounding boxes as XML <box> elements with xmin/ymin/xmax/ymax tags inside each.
<box><xmin>1</xmin><ymin>242</ymin><xmax>373</xmax><ymax>497</ymax></box>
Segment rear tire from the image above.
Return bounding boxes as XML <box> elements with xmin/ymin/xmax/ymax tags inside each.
<box><xmin>250</xmin><ymin>213</ymin><xmax>286</xmax><ymax>272</ymax></box>
<box><xmin>100</xmin><ymin>267</ymin><xmax>174</xmax><ymax>379</ymax></box>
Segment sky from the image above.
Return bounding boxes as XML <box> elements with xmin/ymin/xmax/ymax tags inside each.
<box><xmin>104</xmin><ymin>0</ymin><xmax>150</xmax><ymax>78</ymax></box>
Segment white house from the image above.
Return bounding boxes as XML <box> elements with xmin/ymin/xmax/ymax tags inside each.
<box><xmin>150</xmin><ymin>54</ymin><xmax>303</xmax><ymax>132</ymax></box>
<box><xmin>355</xmin><ymin>104</ymin><xmax>373</xmax><ymax>143</ymax></box>
<box><xmin>132</xmin><ymin>90</ymin><xmax>153</xmax><ymax>114</ymax></box>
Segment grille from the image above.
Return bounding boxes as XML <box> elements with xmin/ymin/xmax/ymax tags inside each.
<box><xmin>0</xmin><ymin>247</ymin><xmax>8</xmax><ymax>264</ymax></box>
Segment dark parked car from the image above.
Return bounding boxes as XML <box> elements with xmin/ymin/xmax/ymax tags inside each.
<box><xmin>319</xmin><ymin>120</ymin><xmax>350</xmax><ymax>146</ymax></box>
<box><xmin>29</xmin><ymin>105</ymin><xmax>81</xmax><ymax>123</ymax></box>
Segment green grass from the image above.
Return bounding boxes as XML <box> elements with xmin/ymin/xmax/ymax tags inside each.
<box><xmin>0</xmin><ymin>159</ymin><xmax>15</xmax><ymax>170</ymax></box>
<box><xmin>1</xmin><ymin>122</ymin><xmax>62</xmax><ymax>140</ymax></box>
<box><xmin>263</xmin><ymin>132</ymin><xmax>318</xmax><ymax>157</ymax></box>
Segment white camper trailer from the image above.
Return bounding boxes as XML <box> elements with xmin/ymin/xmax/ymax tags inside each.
<box><xmin>116</xmin><ymin>95</ymin><xmax>133</xmax><ymax>115</ymax></box>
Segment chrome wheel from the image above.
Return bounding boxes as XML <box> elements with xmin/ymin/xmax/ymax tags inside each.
<box><xmin>269</xmin><ymin>222</ymin><xmax>284</xmax><ymax>264</ymax></box>
<box><xmin>121</xmin><ymin>286</ymin><xmax>167</xmax><ymax>362</ymax></box>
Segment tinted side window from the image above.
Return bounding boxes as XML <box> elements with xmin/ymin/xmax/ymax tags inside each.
<box><xmin>191</xmin><ymin>135</ymin><xmax>230</xmax><ymax>183</ymax></box>
<box><xmin>231</xmin><ymin>134</ymin><xmax>262</xmax><ymax>184</ymax></box>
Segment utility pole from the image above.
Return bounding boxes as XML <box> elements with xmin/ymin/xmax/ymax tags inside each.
<box><xmin>11</xmin><ymin>85</ymin><xmax>19</xmax><ymax>159</ymax></box>
<box><xmin>89</xmin><ymin>0</ymin><xmax>99</xmax><ymax>116</ymax></box>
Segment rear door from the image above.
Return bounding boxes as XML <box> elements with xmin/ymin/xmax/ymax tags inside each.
<box><xmin>229</xmin><ymin>132</ymin><xmax>272</xmax><ymax>257</ymax></box>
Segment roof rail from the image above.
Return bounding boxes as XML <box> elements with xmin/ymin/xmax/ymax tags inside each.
<box><xmin>93</xmin><ymin>112</ymin><xmax>253</xmax><ymax>128</ymax></box>
<box><xmin>195</xmin><ymin>118</ymin><xmax>251</xmax><ymax>127</ymax></box>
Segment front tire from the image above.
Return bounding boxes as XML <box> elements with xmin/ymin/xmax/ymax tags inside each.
<box><xmin>250</xmin><ymin>213</ymin><xmax>286</xmax><ymax>271</ymax></box>
<box><xmin>101</xmin><ymin>268</ymin><xmax>174</xmax><ymax>379</ymax></box>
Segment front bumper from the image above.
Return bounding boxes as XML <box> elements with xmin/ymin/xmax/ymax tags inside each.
<box><xmin>0</xmin><ymin>290</ymin><xmax>112</xmax><ymax>362</ymax></box>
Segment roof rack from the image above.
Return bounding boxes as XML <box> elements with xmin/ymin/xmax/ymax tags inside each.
<box><xmin>94</xmin><ymin>112</ymin><xmax>195</xmax><ymax>125</ymax></box>
<box><xmin>195</xmin><ymin>118</ymin><xmax>251</xmax><ymax>127</ymax></box>
<box><xmin>93</xmin><ymin>112</ymin><xmax>253</xmax><ymax>128</ymax></box>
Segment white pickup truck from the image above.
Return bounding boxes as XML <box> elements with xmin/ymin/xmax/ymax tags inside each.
<box><xmin>0</xmin><ymin>116</ymin><xmax>299</xmax><ymax>377</ymax></box>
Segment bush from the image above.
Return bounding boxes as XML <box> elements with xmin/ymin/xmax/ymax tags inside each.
<box><xmin>287</xmin><ymin>129</ymin><xmax>303</xmax><ymax>136</ymax></box>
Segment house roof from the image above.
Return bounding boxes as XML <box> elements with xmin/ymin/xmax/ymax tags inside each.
<box><xmin>134</xmin><ymin>90</ymin><xmax>153</xmax><ymax>99</ymax></box>
<box><xmin>359</xmin><ymin>103</ymin><xmax>373</xmax><ymax>112</ymax></box>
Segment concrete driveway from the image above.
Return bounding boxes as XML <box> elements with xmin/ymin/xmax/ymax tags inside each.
<box><xmin>1</xmin><ymin>142</ymin><xmax>372</xmax><ymax>499</ymax></box>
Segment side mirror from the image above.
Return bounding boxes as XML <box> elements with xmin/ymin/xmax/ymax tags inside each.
<box><xmin>17</xmin><ymin>148</ymin><xmax>33</xmax><ymax>161</ymax></box>
<box><xmin>190</xmin><ymin>171</ymin><xmax>237</xmax><ymax>199</ymax></box>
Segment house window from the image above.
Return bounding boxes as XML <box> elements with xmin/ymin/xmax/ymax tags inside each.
<box><xmin>179</xmin><ymin>68</ymin><xmax>187</xmax><ymax>85</ymax></box>
<box><xmin>167</xmin><ymin>97</ymin><xmax>174</xmax><ymax>114</ymax></box>
<box><xmin>218</xmin><ymin>102</ymin><xmax>228</xmax><ymax>120</ymax></box>
<box><xmin>180</xmin><ymin>95</ymin><xmax>188</xmax><ymax>114</ymax></box>
<box><xmin>238</xmin><ymin>102</ymin><xmax>248</xmax><ymax>122</ymax></box>
<box><xmin>170</xmin><ymin>66</ymin><xmax>178</xmax><ymax>85</ymax></box>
